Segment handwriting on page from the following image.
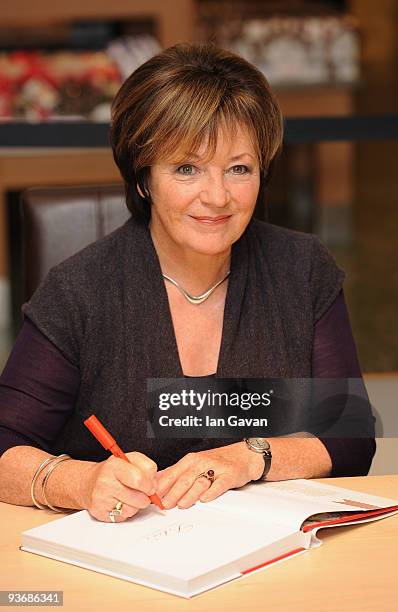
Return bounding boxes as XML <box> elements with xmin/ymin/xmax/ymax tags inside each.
<box><xmin>137</xmin><ymin>522</ymin><xmax>195</xmax><ymax>544</ymax></box>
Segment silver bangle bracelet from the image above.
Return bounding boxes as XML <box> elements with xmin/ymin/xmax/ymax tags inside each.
<box><xmin>41</xmin><ymin>454</ymin><xmax>72</xmax><ymax>512</ymax></box>
<box><xmin>30</xmin><ymin>456</ymin><xmax>60</xmax><ymax>510</ymax></box>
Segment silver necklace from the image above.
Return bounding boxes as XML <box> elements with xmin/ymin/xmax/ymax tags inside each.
<box><xmin>162</xmin><ymin>271</ymin><xmax>230</xmax><ymax>305</ymax></box>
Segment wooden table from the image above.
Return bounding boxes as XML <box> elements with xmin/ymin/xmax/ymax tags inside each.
<box><xmin>1</xmin><ymin>474</ymin><xmax>397</xmax><ymax>611</ymax></box>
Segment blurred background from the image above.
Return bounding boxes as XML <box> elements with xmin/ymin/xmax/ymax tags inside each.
<box><xmin>0</xmin><ymin>0</ymin><xmax>397</xmax><ymax>473</ymax></box>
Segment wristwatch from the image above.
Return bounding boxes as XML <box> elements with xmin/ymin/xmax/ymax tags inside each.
<box><xmin>244</xmin><ymin>438</ymin><xmax>272</xmax><ymax>481</ymax></box>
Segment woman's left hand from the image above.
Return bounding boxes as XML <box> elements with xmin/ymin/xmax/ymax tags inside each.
<box><xmin>155</xmin><ymin>442</ymin><xmax>263</xmax><ymax>509</ymax></box>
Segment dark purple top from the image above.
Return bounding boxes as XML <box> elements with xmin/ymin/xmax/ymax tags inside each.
<box><xmin>0</xmin><ymin>289</ymin><xmax>376</xmax><ymax>475</ymax></box>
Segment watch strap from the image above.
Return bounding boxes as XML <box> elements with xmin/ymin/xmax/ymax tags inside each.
<box><xmin>244</xmin><ymin>438</ymin><xmax>272</xmax><ymax>481</ymax></box>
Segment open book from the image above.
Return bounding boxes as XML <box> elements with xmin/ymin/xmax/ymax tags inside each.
<box><xmin>21</xmin><ymin>479</ymin><xmax>398</xmax><ymax>598</ymax></box>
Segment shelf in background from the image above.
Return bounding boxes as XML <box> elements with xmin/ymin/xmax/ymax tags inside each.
<box><xmin>1</xmin><ymin>115</ymin><xmax>398</xmax><ymax>148</ymax></box>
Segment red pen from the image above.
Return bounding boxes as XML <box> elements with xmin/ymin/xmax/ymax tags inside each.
<box><xmin>84</xmin><ymin>414</ymin><xmax>165</xmax><ymax>511</ymax></box>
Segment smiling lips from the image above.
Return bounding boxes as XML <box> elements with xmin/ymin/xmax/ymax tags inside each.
<box><xmin>190</xmin><ymin>215</ymin><xmax>231</xmax><ymax>225</ymax></box>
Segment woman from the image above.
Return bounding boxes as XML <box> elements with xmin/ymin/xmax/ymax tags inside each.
<box><xmin>0</xmin><ymin>42</ymin><xmax>375</xmax><ymax>523</ymax></box>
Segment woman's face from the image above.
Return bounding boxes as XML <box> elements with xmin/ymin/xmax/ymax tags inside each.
<box><xmin>146</xmin><ymin>124</ymin><xmax>261</xmax><ymax>258</ymax></box>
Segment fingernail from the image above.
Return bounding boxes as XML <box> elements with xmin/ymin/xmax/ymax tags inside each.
<box><xmin>163</xmin><ymin>498</ymin><xmax>176</xmax><ymax>509</ymax></box>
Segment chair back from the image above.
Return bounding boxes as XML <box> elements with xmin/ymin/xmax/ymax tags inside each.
<box><xmin>21</xmin><ymin>184</ymin><xmax>129</xmax><ymax>301</ymax></box>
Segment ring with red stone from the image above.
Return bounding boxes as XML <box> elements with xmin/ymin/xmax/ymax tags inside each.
<box><xmin>195</xmin><ymin>469</ymin><xmax>215</xmax><ymax>484</ymax></box>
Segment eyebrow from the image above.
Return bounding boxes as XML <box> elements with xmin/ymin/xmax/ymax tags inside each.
<box><xmin>186</xmin><ymin>152</ymin><xmax>255</xmax><ymax>162</ymax></box>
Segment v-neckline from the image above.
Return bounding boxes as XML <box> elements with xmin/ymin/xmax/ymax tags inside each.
<box><xmin>141</xmin><ymin>221</ymin><xmax>247</xmax><ymax>378</ymax></box>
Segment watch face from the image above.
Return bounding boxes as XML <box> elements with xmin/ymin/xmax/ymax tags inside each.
<box><xmin>248</xmin><ymin>438</ymin><xmax>270</xmax><ymax>452</ymax></box>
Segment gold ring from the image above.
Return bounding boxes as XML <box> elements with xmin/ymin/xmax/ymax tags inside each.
<box><xmin>195</xmin><ymin>469</ymin><xmax>215</xmax><ymax>484</ymax></box>
<box><xmin>109</xmin><ymin>500</ymin><xmax>123</xmax><ymax>523</ymax></box>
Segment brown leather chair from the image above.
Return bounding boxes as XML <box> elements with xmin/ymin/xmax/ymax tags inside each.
<box><xmin>20</xmin><ymin>184</ymin><xmax>130</xmax><ymax>302</ymax></box>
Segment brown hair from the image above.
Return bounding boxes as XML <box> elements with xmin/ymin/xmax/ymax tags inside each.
<box><xmin>110</xmin><ymin>41</ymin><xmax>283</xmax><ymax>221</ymax></box>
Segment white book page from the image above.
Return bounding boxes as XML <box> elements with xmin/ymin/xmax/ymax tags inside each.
<box><xmin>206</xmin><ymin>479</ymin><xmax>398</xmax><ymax>532</ymax></box>
<box><xmin>22</xmin><ymin>503</ymin><xmax>297</xmax><ymax>581</ymax></box>
<box><xmin>248</xmin><ymin>479</ymin><xmax>398</xmax><ymax>509</ymax></box>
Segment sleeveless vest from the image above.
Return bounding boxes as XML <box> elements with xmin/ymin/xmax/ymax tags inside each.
<box><xmin>22</xmin><ymin>217</ymin><xmax>345</xmax><ymax>468</ymax></box>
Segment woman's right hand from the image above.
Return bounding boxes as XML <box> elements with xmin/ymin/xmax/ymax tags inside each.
<box><xmin>79</xmin><ymin>452</ymin><xmax>159</xmax><ymax>522</ymax></box>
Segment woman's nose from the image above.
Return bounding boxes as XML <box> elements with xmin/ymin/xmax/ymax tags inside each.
<box><xmin>200</xmin><ymin>172</ymin><xmax>231</xmax><ymax>208</ymax></box>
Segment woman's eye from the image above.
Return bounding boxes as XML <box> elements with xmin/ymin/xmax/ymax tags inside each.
<box><xmin>176</xmin><ymin>164</ymin><xmax>196</xmax><ymax>175</ymax></box>
<box><xmin>231</xmin><ymin>165</ymin><xmax>249</xmax><ymax>174</ymax></box>
<box><xmin>175</xmin><ymin>164</ymin><xmax>250</xmax><ymax>176</ymax></box>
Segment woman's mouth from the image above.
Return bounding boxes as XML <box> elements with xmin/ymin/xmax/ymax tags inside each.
<box><xmin>190</xmin><ymin>215</ymin><xmax>231</xmax><ymax>225</ymax></box>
